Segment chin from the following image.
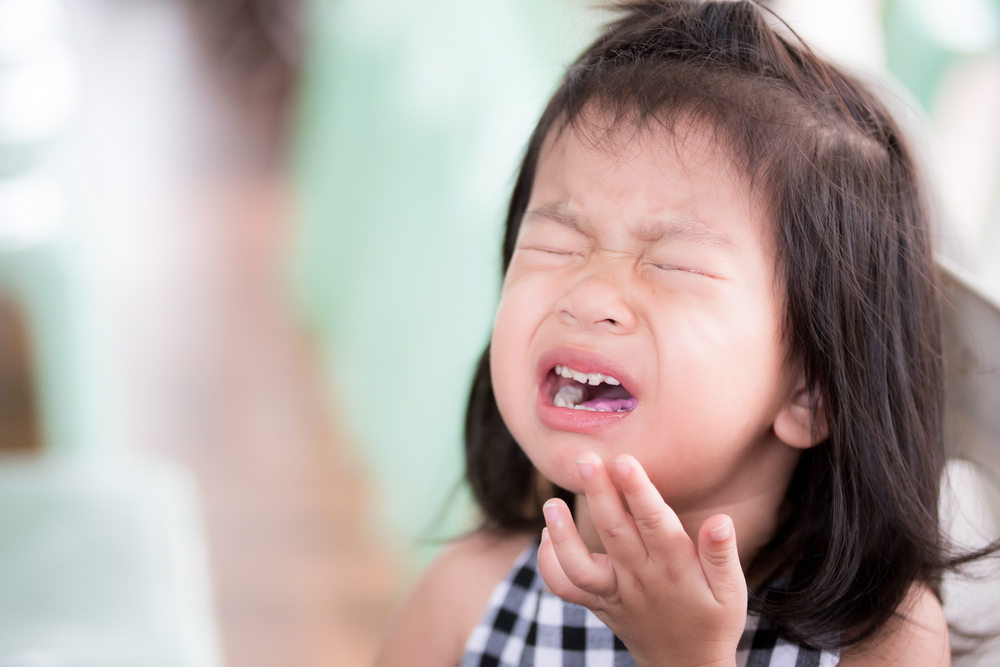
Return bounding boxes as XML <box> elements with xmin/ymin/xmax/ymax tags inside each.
<box><xmin>515</xmin><ymin>430</ymin><xmax>593</xmax><ymax>495</ymax></box>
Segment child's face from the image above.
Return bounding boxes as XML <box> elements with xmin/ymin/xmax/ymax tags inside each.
<box><xmin>490</xmin><ymin>121</ymin><xmax>806</xmax><ymax>514</ymax></box>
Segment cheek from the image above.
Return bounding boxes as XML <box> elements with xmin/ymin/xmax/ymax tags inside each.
<box><xmin>649</xmin><ymin>304</ymin><xmax>787</xmax><ymax>439</ymax></box>
<box><xmin>490</xmin><ymin>270</ymin><xmax>559</xmax><ymax>361</ymax></box>
<box><xmin>489</xmin><ymin>284</ymin><xmax>542</xmax><ymax>427</ymax></box>
<box><xmin>489</xmin><ymin>303</ymin><xmax>520</xmax><ymax>419</ymax></box>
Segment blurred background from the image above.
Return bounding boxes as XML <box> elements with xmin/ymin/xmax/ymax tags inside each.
<box><xmin>0</xmin><ymin>0</ymin><xmax>998</xmax><ymax>665</ymax></box>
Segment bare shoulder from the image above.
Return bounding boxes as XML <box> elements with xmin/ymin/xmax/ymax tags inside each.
<box><xmin>839</xmin><ymin>583</ymin><xmax>950</xmax><ymax>667</ymax></box>
<box><xmin>374</xmin><ymin>529</ymin><xmax>537</xmax><ymax>667</ymax></box>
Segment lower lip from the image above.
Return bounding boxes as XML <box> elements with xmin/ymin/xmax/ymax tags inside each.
<box><xmin>536</xmin><ymin>390</ymin><xmax>633</xmax><ymax>433</ymax></box>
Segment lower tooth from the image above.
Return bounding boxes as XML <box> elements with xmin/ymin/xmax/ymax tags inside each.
<box><xmin>585</xmin><ymin>407</ymin><xmax>596</xmax><ymax>412</ymax></box>
<box><xmin>574</xmin><ymin>405</ymin><xmax>586</xmax><ymax>410</ymax></box>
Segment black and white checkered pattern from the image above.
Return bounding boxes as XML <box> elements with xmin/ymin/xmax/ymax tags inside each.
<box><xmin>460</xmin><ymin>542</ymin><xmax>839</xmax><ymax>667</ymax></box>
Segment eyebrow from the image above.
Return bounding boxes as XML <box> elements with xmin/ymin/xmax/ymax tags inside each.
<box><xmin>523</xmin><ymin>203</ymin><xmax>738</xmax><ymax>253</ymax></box>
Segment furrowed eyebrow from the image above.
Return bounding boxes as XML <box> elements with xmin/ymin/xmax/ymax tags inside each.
<box><xmin>522</xmin><ymin>203</ymin><xmax>591</xmax><ymax>234</ymax></box>
<box><xmin>523</xmin><ymin>203</ymin><xmax>738</xmax><ymax>253</ymax></box>
<box><xmin>634</xmin><ymin>216</ymin><xmax>738</xmax><ymax>253</ymax></box>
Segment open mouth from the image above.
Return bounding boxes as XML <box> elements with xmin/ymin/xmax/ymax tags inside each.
<box><xmin>547</xmin><ymin>364</ymin><xmax>637</xmax><ymax>413</ymax></box>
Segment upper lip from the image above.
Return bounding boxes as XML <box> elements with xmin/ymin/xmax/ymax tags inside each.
<box><xmin>537</xmin><ymin>347</ymin><xmax>638</xmax><ymax>398</ymax></box>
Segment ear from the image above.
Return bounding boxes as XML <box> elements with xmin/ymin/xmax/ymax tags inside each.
<box><xmin>773</xmin><ymin>373</ymin><xmax>829</xmax><ymax>449</ymax></box>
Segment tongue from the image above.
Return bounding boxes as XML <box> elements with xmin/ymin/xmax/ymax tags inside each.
<box><xmin>579</xmin><ymin>397</ymin><xmax>638</xmax><ymax>412</ymax></box>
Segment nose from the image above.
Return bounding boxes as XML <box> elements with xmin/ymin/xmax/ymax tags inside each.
<box><xmin>556</xmin><ymin>263</ymin><xmax>638</xmax><ymax>334</ymax></box>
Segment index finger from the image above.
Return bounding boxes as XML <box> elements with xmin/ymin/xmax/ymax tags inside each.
<box><xmin>576</xmin><ymin>452</ymin><xmax>646</xmax><ymax>566</ymax></box>
<box><xmin>613</xmin><ymin>455</ymin><xmax>691</xmax><ymax>560</ymax></box>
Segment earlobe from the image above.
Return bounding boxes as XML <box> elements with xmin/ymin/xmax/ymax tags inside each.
<box><xmin>773</xmin><ymin>381</ymin><xmax>829</xmax><ymax>449</ymax></box>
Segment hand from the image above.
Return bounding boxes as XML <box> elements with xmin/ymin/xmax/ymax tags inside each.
<box><xmin>537</xmin><ymin>453</ymin><xmax>746</xmax><ymax>667</ymax></box>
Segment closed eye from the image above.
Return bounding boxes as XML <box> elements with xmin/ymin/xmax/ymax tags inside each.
<box><xmin>524</xmin><ymin>246</ymin><xmax>578</xmax><ymax>256</ymax></box>
<box><xmin>655</xmin><ymin>263</ymin><xmax>705</xmax><ymax>275</ymax></box>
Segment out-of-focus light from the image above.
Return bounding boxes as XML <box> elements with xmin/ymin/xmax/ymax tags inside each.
<box><xmin>916</xmin><ymin>0</ymin><xmax>1000</xmax><ymax>53</ymax></box>
<box><xmin>0</xmin><ymin>0</ymin><xmax>65</xmax><ymax>64</ymax></box>
<box><xmin>0</xmin><ymin>173</ymin><xmax>64</xmax><ymax>252</ymax></box>
<box><xmin>0</xmin><ymin>46</ymin><xmax>80</xmax><ymax>145</ymax></box>
<box><xmin>0</xmin><ymin>0</ymin><xmax>80</xmax><ymax>173</ymax></box>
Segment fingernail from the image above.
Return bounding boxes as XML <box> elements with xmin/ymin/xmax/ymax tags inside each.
<box><xmin>710</xmin><ymin>519</ymin><xmax>732</xmax><ymax>541</ymax></box>
<box><xmin>576</xmin><ymin>459</ymin><xmax>594</xmax><ymax>478</ymax></box>
<box><xmin>541</xmin><ymin>527</ymin><xmax>550</xmax><ymax>543</ymax></box>
<box><xmin>615</xmin><ymin>459</ymin><xmax>631</xmax><ymax>478</ymax></box>
<box><xmin>543</xmin><ymin>501</ymin><xmax>561</xmax><ymax>525</ymax></box>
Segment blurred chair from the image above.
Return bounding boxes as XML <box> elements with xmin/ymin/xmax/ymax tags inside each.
<box><xmin>942</xmin><ymin>258</ymin><xmax>1000</xmax><ymax>503</ymax></box>
<box><xmin>0</xmin><ymin>175</ymin><xmax>227</xmax><ymax>666</ymax></box>
<box><xmin>0</xmin><ymin>1</ymin><xmax>223</xmax><ymax>664</ymax></box>
<box><xmin>938</xmin><ymin>257</ymin><xmax>1000</xmax><ymax>665</ymax></box>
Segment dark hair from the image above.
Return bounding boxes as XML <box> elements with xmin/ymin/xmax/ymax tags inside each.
<box><xmin>465</xmin><ymin>0</ymin><xmax>979</xmax><ymax>651</ymax></box>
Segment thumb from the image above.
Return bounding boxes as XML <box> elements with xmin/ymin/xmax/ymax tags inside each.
<box><xmin>697</xmin><ymin>514</ymin><xmax>746</xmax><ymax>605</ymax></box>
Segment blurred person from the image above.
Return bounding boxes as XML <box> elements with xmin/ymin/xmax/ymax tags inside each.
<box><xmin>186</xmin><ymin>0</ymin><xmax>303</xmax><ymax>160</ymax></box>
<box><xmin>374</xmin><ymin>2</ymin><xmax>999</xmax><ymax>665</ymax></box>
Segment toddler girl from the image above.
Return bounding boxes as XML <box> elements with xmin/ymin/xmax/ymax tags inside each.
<box><xmin>377</xmin><ymin>1</ymin><xmax>967</xmax><ymax>665</ymax></box>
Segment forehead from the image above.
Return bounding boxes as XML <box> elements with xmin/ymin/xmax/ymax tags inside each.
<box><xmin>526</xmin><ymin>118</ymin><xmax>772</xmax><ymax>252</ymax></box>
<box><xmin>542</xmin><ymin>115</ymin><xmax>740</xmax><ymax>178</ymax></box>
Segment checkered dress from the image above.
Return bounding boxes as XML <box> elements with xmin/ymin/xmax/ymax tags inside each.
<box><xmin>460</xmin><ymin>542</ymin><xmax>839</xmax><ymax>667</ymax></box>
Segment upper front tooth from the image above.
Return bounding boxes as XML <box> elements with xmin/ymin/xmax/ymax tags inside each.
<box><xmin>557</xmin><ymin>364</ymin><xmax>623</xmax><ymax>386</ymax></box>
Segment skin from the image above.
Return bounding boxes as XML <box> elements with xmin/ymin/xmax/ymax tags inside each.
<box><xmin>374</xmin><ymin>120</ymin><xmax>949</xmax><ymax>667</ymax></box>
<box><xmin>374</xmin><ymin>530</ymin><xmax>536</xmax><ymax>667</ymax></box>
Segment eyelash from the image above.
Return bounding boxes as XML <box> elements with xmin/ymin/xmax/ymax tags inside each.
<box><xmin>655</xmin><ymin>264</ymin><xmax>704</xmax><ymax>275</ymax></box>
<box><xmin>525</xmin><ymin>247</ymin><xmax>577</xmax><ymax>256</ymax></box>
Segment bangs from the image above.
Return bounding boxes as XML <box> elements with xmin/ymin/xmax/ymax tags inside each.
<box><xmin>549</xmin><ymin>65</ymin><xmax>790</xmax><ymax>196</ymax></box>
